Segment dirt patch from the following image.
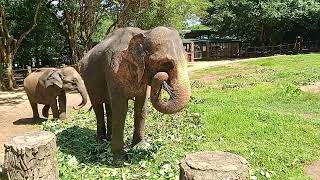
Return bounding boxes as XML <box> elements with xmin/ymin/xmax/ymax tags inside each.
<box><xmin>200</xmin><ymin>74</ymin><xmax>225</xmax><ymax>82</ymax></box>
<box><xmin>300</xmin><ymin>83</ymin><xmax>320</xmax><ymax>93</ymax></box>
<box><xmin>0</xmin><ymin>90</ymin><xmax>91</xmax><ymax>162</ymax></box>
<box><xmin>304</xmin><ymin>161</ymin><xmax>320</xmax><ymax>180</ymax></box>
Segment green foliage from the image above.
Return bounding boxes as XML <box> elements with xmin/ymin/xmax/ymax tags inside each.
<box><xmin>280</xmin><ymin>84</ymin><xmax>301</xmax><ymax>97</ymax></box>
<box><xmin>205</xmin><ymin>0</ymin><xmax>320</xmax><ymax>45</ymax></box>
<box><xmin>189</xmin><ymin>24</ymin><xmax>211</xmax><ymax>30</ymax></box>
<box><xmin>92</xmin><ymin>16</ymin><xmax>114</xmax><ymax>42</ymax></box>
<box><xmin>1</xmin><ymin>0</ymin><xmax>69</xmax><ymax>67</ymax></box>
<box><xmin>14</xmin><ymin>4</ymin><xmax>69</xmax><ymax>67</ymax></box>
<box><xmin>135</xmin><ymin>0</ymin><xmax>212</xmax><ymax>30</ymax></box>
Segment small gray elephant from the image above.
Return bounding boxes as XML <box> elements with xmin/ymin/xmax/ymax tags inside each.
<box><xmin>24</xmin><ymin>67</ymin><xmax>88</xmax><ymax>119</ymax></box>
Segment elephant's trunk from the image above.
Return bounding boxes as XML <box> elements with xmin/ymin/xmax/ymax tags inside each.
<box><xmin>150</xmin><ymin>71</ymin><xmax>191</xmax><ymax>114</ymax></box>
<box><xmin>74</xmin><ymin>80</ymin><xmax>88</xmax><ymax>110</ymax></box>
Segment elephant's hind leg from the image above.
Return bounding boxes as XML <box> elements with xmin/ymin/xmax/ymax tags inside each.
<box><xmin>42</xmin><ymin>105</ymin><xmax>50</xmax><ymax>118</ymax></box>
<box><xmin>93</xmin><ymin>103</ymin><xmax>107</xmax><ymax>141</ymax></box>
<box><xmin>30</xmin><ymin>102</ymin><xmax>39</xmax><ymax>119</ymax></box>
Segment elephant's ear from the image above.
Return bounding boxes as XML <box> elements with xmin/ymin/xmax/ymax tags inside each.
<box><xmin>124</xmin><ymin>33</ymin><xmax>147</xmax><ymax>83</ymax></box>
<box><xmin>44</xmin><ymin>70</ymin><xmax>63</xmax><ymax>88</ymax></box>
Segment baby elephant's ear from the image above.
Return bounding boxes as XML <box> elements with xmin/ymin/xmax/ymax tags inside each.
<box><xmin>45</xmin><ymin>70</ymin><xmax>63</xmax><ymax>88</ymax></box>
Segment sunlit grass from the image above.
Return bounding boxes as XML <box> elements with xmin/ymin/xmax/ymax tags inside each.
<box><xmin>42</xmin><ymin>54</ymin><xmax>320</xmax><ymax>179</ymax></box>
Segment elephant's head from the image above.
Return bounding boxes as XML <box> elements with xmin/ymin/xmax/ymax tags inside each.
<box><xmin>44</xmin><ymin>67</ymin><xmax>88</xmax><ymax>109</ymax></box>
<box><xmin>124</xmin><ymin>27</ymin><xmax>191</xmax><ymax>114</ymax></box>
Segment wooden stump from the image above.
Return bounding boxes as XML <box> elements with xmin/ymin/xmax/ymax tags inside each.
<box><xmin>180</xmin><ymin>151</ymin><xmax>249</xmax><ymax>180</ymax></box>
<box><xmin>3</xmin><ymin>131</ymin><xmax>59</xmax><ymax>180</ymax></box>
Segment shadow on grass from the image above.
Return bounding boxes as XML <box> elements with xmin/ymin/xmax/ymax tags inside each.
<box><xmin>0</xmin><ymin>173</ymin><xmax>7</xmax><ymax>180</ymax></box>
<box><xmin>13</xmin><ymin>117</ymin><xmax>47</xmax><ymax>125</ymax></box>
<box><xmin>56</xmin><ymin>126</ymin><xmax>156</xmax><ymax>166</ymax></box>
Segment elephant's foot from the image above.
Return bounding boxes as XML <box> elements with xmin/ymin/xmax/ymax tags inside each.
<box><xmin>132</xmin><ymin>139</ymin><xmax>148</xmax><ymax>150</ymax></box>
<box><xmin>132</xmin><ymin>136</ymin><xmax>145</xmax><ymax>147</ymax></box>
<box><xmin>112</xmin><ymin>150</ymin><xmax>128</xmax><ymax>167</ymax></box>
<box><xmin>59</xmin><ymin>112</ymin><xmax>66</xmax><ymax>119</ymax></box>
<box><xmin>32</xmin><ymin>115</ymin><xmax>40</xmax><ymax>120</ymax></box>
<box><xmin>42</xmin><ymin>112</ymin><xmax>49</xmax><ymax>118</ymax></box>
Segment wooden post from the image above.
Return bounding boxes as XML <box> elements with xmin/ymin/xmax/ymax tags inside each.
<box><xmin>27</xmin><ymin>66</ymin><xmax>31</xmax><ymax>75</ymax></box>
<box><xmin>180</xmin><ymin>151</ymin><xmax>249</xmax><ymax>180</ymax></box>
<box><xmin>254</xmin><ymin>47</ymin><xmax>257</xmax><ymax>57</ymax></box>
<box><xmin>3</xmin><ymin>131</ymin><xmax>59</xmax><ymax>180</ymax></box>
<box><xmin>245</xmin><ymin>47</ymin><xmax>248</xmax><ymax>57</ymax></box>
<box><xmin>206</xmin><ymin>41</ymin><xmax>210</xmax><ymax>59</ymax></box>
<box><xmin>190</xmin><ymin>42</ymin><xmax>194</xmax><ymax>62</ymax></box>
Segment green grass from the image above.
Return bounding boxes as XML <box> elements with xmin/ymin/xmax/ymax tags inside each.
<box><xmin>42</xmin><ymin>54</ymin><xmax>320</xmax><ymax>179</ymax></box>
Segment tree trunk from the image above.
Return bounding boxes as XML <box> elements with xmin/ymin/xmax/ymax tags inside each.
<box><xmin>3</xmin><ymin>131</ymin><xmax>59</xmax><ymax>180</ymax></box>
<box><xmin>6</xmin><ymin>57</ymin><xmax>16</xmax><ymax>90</ymax></box>
<box><xmin>0</xmin><ymin>62</ymin><xmax>4</xmax><ymax>90</ymax></box>
<box><xmin>179</xmin><ymin>151</ymin><xmax>249</xmax><ymax>180</ymax></box>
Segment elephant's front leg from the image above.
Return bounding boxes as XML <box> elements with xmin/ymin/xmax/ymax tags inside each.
<box><xmin>42</xmin><ymin>105</ymin><xmax>50</xmax><ymax>118</ymax></box>
<box><xmin>92</xmin><ymin>103</ymin><xmax>107</xmax><ymax>141</ymax></box>
<box><xmin>132</xmin><ymin>95</ymin><xmax>147</xmax><ymax>146</ymax></box>
<box><xmin>110</xmin><ymin>93</ymin><xmax>128</xmax><ymax>165</ymax></box>
<box><xmin>50</xmin><ymin>99</ymin><xmax>60</xmax><ymax>118</ymax></box>
<box><xmin>58</xmin><ymin>93</ymin><xmax>66</xmax><ymax>119</ymax></box>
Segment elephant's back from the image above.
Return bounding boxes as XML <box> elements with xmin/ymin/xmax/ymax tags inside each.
<box><xmin>24</xmin><ymin>71</ymin><xmax>44</xmax><ymax>101</ymax></box>
<box><xmin>79</xmin><ymin>27</ymin><xmax>144</xmax><ymax>104</ymax></box>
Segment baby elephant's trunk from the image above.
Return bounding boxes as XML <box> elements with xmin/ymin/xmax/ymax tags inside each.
<box><xmin>74</xmin><ymin>81</ymin><xmax>88</xmax><ymax>110</ymax></box>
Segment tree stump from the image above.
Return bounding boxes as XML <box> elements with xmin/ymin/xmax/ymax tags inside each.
<box><xmin>3</xmin><ymin>131</ymin><xmax>59</xmax><ymax>180</ymax></box>
<box><xmin>180</xmin><ymin>151</ymin><xmax>249</xmax><ymax>180</ymax></box>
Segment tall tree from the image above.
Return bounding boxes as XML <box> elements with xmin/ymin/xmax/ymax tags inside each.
<box><xmin>48</xmin><ymin>0</ymin><xmax>116</xmax><ymax>65</ymax></box>
<box><xmin>0</xmin><ymin>0</ymin><xmax>41</xmax><ymax>90</ymax></box>
<box><xmin>113</xmin><ymin>0</ymin><xmax>211</xmax><ymax>30</ymax></box>
<box><xmin>14</xmin><ymin>2</ymin><xmax>70</xmax><ymax>68</ymax></box>
<box><xmin>204</xmin><ymin>0</ymin><xmax>320</xmax><ymax>45</ymax></box>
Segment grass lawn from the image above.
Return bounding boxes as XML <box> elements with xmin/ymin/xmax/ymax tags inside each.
<box><xmin>42</xmin><ymin>54</ymin><xmax>320</xmax><ymax>179</ymax></box>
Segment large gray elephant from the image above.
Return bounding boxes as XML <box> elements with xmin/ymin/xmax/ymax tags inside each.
<box><xmin>24</xmin><ymin>67</ymin><xmax>88</xmax><ymax>119</ymax></box>
<box><xmin>80</xmin><ymin>26</ymin><xmax>191</xmax><ymax>164</ymax></box>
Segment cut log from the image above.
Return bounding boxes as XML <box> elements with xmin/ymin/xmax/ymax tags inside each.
<box><xmin>3</xmin><ymin>131</ymin><xmax>59</xmax><ymax>180</ymax></box>
<box><xmin>180</xmin><ymin>151</ymin><xmax>249</xmax><ymax>180</ymax></box>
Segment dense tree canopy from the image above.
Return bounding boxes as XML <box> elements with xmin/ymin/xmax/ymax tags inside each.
<box><xmin>204</xmin><ymin>0</ymin><xmax>320</xmax><ymax>45</ymax></box>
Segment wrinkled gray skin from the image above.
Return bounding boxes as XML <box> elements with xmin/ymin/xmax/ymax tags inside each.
<box><xmin>80</xmin><ymin>27</ymin><xmax>191</xmax><ymax>164</ymax></box>
<box><xmin>24</xmin><ymin>67</ymin><xmax>88</xmax><ymax>119</ymax></box>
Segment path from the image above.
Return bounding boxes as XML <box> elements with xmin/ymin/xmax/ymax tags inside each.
<box><xmin>0</xmin><ymin>89</ymin><xmax>90</xmax><ymax>163</ymax></box>
<box><xmin>0</xmin><ymin>56</ymin><xmax>275</xmax><ymax>164</ymax></box>
<box><xmin>187</xmin><ymin>56</ymin><xmax>280</xmax><ymax>73</ymax></box>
